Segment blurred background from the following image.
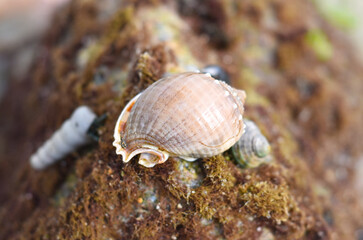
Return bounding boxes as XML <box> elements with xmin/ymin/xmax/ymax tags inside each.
<box><xmin>0</xmin><ymin>0</ymin><xmax>362</xmax><ymax>101</ymax></box>
<box><xmin>0</xmin><ymin>0</ymin><xmax>70</xmax><ymax>100</ymax></box>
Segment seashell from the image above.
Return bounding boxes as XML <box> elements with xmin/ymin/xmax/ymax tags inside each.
<box><xmin>30</xmin><ymin>106</ymin><xmax>97</xmax><ymax>170</ymax></box>
<box><xmin>202</xmin><ymin>65</ymin><xmax>230</xmax><ymax>84</ymax></box>
<box><xmin>231</xmin><ymin>119</ymin><xmax>271</xmax><ymax>168</ymax></box>
<box><xmin>113</xmin><ymin>72</ymin><xmax>247</xmax><ymax>168</ymax></box>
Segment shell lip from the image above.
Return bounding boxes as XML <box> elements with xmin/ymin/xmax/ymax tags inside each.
<box><xmin>113</xmin><ymin>141</ymin><xmax>170</xmax><ymax>167</ymax></box>
<box><xmin>112</xmin><ymin>91</ymin><xmax>169</xmax><ymax>167</ymax></box>
<box><xmin>113</xmin><ymin>93</ymin><xmax>142</xmax><ymax>148</ymax></box>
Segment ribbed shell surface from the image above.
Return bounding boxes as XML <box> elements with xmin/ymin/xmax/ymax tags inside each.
<box><xmin>123</xmin><ymin>72</ymin><xmax>245</xmax><ymax>158</ymax></box>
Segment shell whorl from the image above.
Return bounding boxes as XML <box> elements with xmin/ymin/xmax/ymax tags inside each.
<box><xmin>231</xmin><ymin>119</ymin><xmax>271</xmax><ymax>168</ymax></box>
<box><xmin>113</xmin><ymin>72</ymin><xmax>247</xmax><ymax>167</ymax></box>
<box><xmin>30</xmin><ymin>106</ymin><xmax>96</xmax><ymax>170</ymax></box>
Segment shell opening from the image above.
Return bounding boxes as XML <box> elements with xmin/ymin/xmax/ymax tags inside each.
<box><xmin>139</xmin><ymin>153</ymin><xmax>164</xmax><ymax>168</ymax></box>
<box><xmin>113</xmin><ymin>140</ymin><xmax>170</xmax><ymax>167</ymax></box>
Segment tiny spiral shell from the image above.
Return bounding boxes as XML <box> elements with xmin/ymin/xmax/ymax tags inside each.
<box><xmin>30</xmin><ymin>106</ymin><xmax>96</xmax><ymax>170</ymax></box>
<box><xmin>231</xmin><ymin>119</ymin><xmax>271</xmax><ymax>168</ymax></box>
<box><xmin>113</xmin><ymin>72</ymin><xmax>247</xmax><ymax>168</ymax></box>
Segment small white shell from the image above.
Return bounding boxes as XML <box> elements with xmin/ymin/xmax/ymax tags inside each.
<box><xmin>30</xmin><ymin>106</ymin><xmax>96</xmax><ymax>170</ymax></box>
<box><xmin>231</xmin><ymin>119</ymin><xmax>271</xmax><ymax>168</ymax></box>
<box><xmin>113</xmin><ymin>72</ymin><xmax>247</xmax><ymax>167</ymax></box>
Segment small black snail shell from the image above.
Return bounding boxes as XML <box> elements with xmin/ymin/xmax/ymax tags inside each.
<box><xmin>202</xmin><ymin>65</ymin><xmax>230</xmax><ymax>84</ymax></box>
<box><xmin>231</xmin><ymin>119</ymin><xmax>271</xmax><ymax>168</ymax></box>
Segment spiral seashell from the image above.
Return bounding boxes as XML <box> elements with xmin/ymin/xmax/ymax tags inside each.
<box><xmin>231</xmin><ymin>119</ymin><xmax>271</xmax><ymax>168</ymax></box>
<box><xmin>113</xmin><ymin>72</ymin><xmax>247</xmax><ymax>168</ymax></box>
<box><xmin>30</xmin><ymin>106</ymin><xmax>97</xmax><ymax>170</ymax></box>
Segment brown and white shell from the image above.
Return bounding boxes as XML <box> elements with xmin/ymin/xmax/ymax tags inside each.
<box><xmin>113</xmin><ymin>72</ymin><xmax>246</xmax><ymax>167</ymax></box>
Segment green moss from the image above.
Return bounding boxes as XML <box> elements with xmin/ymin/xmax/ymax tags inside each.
<box><xmin>135</xmin><ymin>52</ymin><xmax>162</xmax><ymax>85</ymax></box>
<box><xmin>52</xmin><ymin>171</ymin><xmax>78</xmax><ymax>207</ymax></box>
<box><xmin>238</xmin><ymin>67</ymin><xmax>270</xmax><ymax>107</ymax></box>
<box><xmin>187</xmin><ymin>156</ymin><xmax>236</xmax><ymax>220</ymax></box>
<box><xmin>304</xmin><ymin>29</ymin><xmax>333</xmax><ymax>61</ymax></box>
<box><xmin>192</xmin><ymin>186</ymin><xmax>218</xmax><ymax>219</ymax></box>
<box><xmin>239</xmin><ymin>180</ymin><xmax>294</xmax><ymax>224</ymax></box>
<box><xmin>76</xmin><ymin>6</ymin><xmax>136</xmax><ymax>94</ymax></box>
<box><xmin>105</xmin><ymin>7</ymin><xmax>134</xmax><ymax>41</ymax></box>
<box><xmin>202</xmin><ymin>156</ymin><xmax>235</xmax><ymax>190</ymax></box>
<box><xmin>136</xmin><ymin>6</ymin><xmax>196</xmax><ymax>72</ymax></box>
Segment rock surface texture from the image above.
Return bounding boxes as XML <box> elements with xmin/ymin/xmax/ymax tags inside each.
<box><xmin>0</xmin><ymin>0</ymin><xmax>362</xmax><ymax>239</ymax></box>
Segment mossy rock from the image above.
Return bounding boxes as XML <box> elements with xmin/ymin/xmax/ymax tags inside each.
<box><xmin>0</xmin><ymin>0</ymin><xmax>362</xmax><ymax>239</ymax></box>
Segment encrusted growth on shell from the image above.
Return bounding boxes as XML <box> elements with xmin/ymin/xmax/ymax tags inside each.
<box><xmin>231</xmin><ymin>119</ymin><xmax>271</xmax><ymax>168</ymax></box>
<box><xmin>113</xmin><ymin>72</ymin><xmax>247</xmax><ymax>167</ymax></box>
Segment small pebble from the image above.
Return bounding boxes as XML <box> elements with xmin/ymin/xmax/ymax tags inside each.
<box><xmin>202</xmin><ymin>65</ymin><xmax>230</xmax><ymax>84</ymax></box>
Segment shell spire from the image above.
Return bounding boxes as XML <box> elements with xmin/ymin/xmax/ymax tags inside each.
<box><xmin>30</xmin><ymin>106</ymin><xmax>97</xmax><ymax>169</ymax></box>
